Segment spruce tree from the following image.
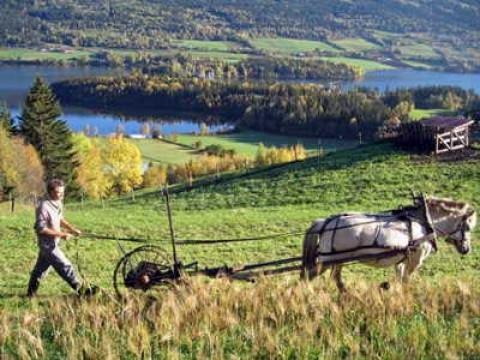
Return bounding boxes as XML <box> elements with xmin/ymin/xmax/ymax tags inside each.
<box><xmin>18</xmin><ymin>77</ymin><xmax>79</xmax><ymax>194</ymax></box>
<box><xmin>0</xmin><ymin>102</ymin><xmax>14</xmax><ymax>134</ymax></box>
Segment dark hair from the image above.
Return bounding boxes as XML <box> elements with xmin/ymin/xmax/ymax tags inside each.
<box><xmin>47</xmin><ymin>178</ymin><xmax>65</xmax><ymax>194</ymax></box>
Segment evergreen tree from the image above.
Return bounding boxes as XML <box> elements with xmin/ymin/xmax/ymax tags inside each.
<box><xmin>18</xmin><ymin>77</ymin><xmax>79</xmax><ymax>194</ymax></box>
<box><xmin>0</xmin><ymin>102</ymin><xmax>14</xmax><ymax>134</ymax></box>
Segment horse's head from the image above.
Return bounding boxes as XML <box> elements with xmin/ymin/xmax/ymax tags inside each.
<box><xmin>427</xmin><ymin>197</ymin><xmax>477</xmax><ymax>255</ymax></box>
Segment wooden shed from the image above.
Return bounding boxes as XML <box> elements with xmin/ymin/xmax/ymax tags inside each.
<box><xmin>397</xmin><ymin>116</ymin><xmax>474</xmax><ymax>154</ymax></box>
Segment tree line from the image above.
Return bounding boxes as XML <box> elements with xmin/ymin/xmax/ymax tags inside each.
<box><xmin>53</xmin><ymin>74</ymin><xmax>480</xmax><ymax>141</ymax></box>
<box><xmin>113</xmin><ymin>54</ymin><xmax>362</xmax><ymax>81</ymax></box>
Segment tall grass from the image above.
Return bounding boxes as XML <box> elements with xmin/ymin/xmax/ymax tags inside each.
<box><xmin>1</xmin><ymin>278</ymin><xmax>479</xmax><ymax>358</ymax></box>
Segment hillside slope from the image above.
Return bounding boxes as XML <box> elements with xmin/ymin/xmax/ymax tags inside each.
<box><xmin>2</xmin><ymin>142</ymin><xmax>479</xmax><ymax>296</ymax></box>
<box><xmin>1</xmin><ymin>1</ymin><xmax>479</xmax><ymax>47</ymax></box>
<box><xmin>1</xmin><ymin>142</ymin><xmax>480</xmax><ymax>357</ymax></box>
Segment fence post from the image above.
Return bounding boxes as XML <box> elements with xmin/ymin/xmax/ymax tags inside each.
<box><xmin>317</xmin><ymin>139</ymin><xmax>321</xmax><ymax>169</ymax></box>
<box><xmin>10</xmin><ymin>193</ymin><xmax>15</xmax><ymax>213</ymax></box>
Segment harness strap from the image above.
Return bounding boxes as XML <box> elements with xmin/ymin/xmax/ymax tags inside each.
<box><xmin>420</xmin><ymin>194</ymin><xmax>438</xmax><ymax>251</ymax></box>
<box><xmin>408</xmin><ymin>233</ymin><xmax>437</xmax><ymax>250</ymax></box>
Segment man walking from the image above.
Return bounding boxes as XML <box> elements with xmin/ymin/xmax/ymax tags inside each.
<box><xmin>27</xmin><ymin>178</ymin><xmax>95</xmax><ymax>297</ymax></box>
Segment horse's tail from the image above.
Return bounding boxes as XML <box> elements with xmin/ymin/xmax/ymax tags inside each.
<box><xmin>301</xmin><ymin>220</ymin><xmax>323</xmax><ymax>280</ymax></box>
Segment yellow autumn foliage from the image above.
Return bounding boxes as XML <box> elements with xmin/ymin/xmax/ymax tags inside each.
<box><xmin>102</xmin><ymin>135</ymin><xmax>143</xmax><ymax>194</ymax></box>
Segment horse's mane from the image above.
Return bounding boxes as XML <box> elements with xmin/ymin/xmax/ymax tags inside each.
<box><xmin>426</xmin><ymin>196</ymin><xmax>476</xmax><ymax>221</ymax></box>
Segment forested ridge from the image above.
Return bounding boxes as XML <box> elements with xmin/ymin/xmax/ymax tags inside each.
<box><xmin>1</xmin><ymin>0</ymin><xmax>478</xmax><ymax>49</ymax></box>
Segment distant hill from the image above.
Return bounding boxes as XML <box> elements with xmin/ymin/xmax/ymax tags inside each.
<box><xmin>1</xmin><ymin>1</ymin><xmax>479</xmax><ymax>71</ymax></box>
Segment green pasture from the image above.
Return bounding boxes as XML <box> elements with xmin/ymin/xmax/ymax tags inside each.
<box><xmin>320</xmin><ymin>56</ymin><xmax>394</xmax><ymax>71</ymax></box>
<box><xmin>371</xmin><ymin>30</ymin><xmax>404</xmax><ymax>43</ymax></box>
<box><xmin>176</xmin><ymin>130</ymin><xmax>358</xmax><ymax>157</ymax></box>
<box><xmin>2</xmin><ymin>142</ymin><xmax>480</xmax><ymax>300</ymax></box>
<box><xmin>172</xmin><ymin>40</ymin><xmax>239</xmax><ymax>52</ymax></box>
<box><xmin>409</xmin><ymin>108</ymin><xmax>452</xmax><ymax>120</ymax></box>
<box><xmin>251</xmin><ymin>37</ymin><xmax>339</xmax><ymax>54</ymax></box>
<box><xmin>394</xmin><ymin>42</ymin><xmax>440</xmax><ymax>60</ymax></box>
<box><xmin>402</xmin><ymin>59</ymin><xmax>435</xmax><ymax>70</ymax></box>
<box><xmin>129</xmin><ymin>138</ymin><xmax>198</xmax><ymax>165</ymax></box>
<box><xmin>0</xmin><ymin>48</ymin><xmax>92</xmax><ymax>61</ymax></box>
<box><xmin>186</xmin><ymin>50</ymin><xmax>249</xmax><ymax>62</ymax></box>
<box><xmin>331</xmin><ymin>38</ymin><xmax>380</xmax><ymax>53</ymax></box>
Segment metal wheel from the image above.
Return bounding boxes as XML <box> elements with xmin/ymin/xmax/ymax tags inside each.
<box><xmin>113</xmin><ymin>245</ymin><xmax>175</xmax><ymax>299</ymax></box>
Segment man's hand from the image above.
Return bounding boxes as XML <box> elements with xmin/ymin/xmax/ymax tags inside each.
<box><xmin>61</xmin><ymin>232</ymin><xmax>73</xmax><ymax>241</ymax></box>
<box><xmin>70</xmin><ymin>228</ymin><xmax>82</xmax><ymax>236</ymax></box>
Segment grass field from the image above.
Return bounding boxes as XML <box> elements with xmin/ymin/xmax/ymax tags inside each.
<box><xmin>130</xmin><ymin>138</ymin><xmax>198</xmax><ymax>165</ymax></box>
<box><xmin>395</xmin><ymin>42</ymin><xmax>440</xmax><ymax>60</ymax></box>
<box><xmin>172</xmin><ymin>40</ymin><xmax>239</xmax><ymax>52</ymax></box>
<box><xmin>0</xmin><ymin>48</ymin><xmax>92</xmax><ymax>61</ymax></box>
<box><xmin>320</xmin><ymin>56</ymin><xmax>394</xmax><ymax>71</ymax></box>
<box><xmin>402</xmin><ymin>59</ymin><xmax>435</xmax><ymax>70</ymax></box>
<box><xmin>176</xmin><ymin>131</ymin><xmax>358</xmax><ymax>157</ymax></box>
<box><xmin>331</xmin><ymin>38</ymin><xmax>380</xmax><ymax>53</ymax></box>
<box><xmin>251</xmin><ymin>37</ymin><xmax>339</xmax><ymax>54</ymax></box>
<box><xmin>409</xmin><ymin>108</ymin><xmax>450</xmax><ymax>120</ymax></box>
<box><xmin>1</xmin><ymin>142</ymin><xmax>480</xmax><ymax>357</ymax></box>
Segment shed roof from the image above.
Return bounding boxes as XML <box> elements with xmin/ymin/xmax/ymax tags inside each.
<box><xmin>421</xmin><ymin>116</ymin><xmax>473</xmax><ymax>130</ymax></box>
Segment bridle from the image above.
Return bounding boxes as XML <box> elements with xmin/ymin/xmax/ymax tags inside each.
<box><xmin>433</xmin><ymin>213</ymin><xmax>470</xmax><ymax>250</ymax></box>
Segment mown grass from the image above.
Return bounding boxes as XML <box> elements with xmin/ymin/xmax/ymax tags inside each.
<box><xmin>331</xmin><ymin>38</ymin><xmax>380</xmax><ymax>53</ymax></box>
<box><xmin>395</xmin><ymin>42</ymin><xmax>441</xmax><ymax>60</ymax></box>
<box><xmin>0</xmin><ymin>48</ymin><xmax>92</xmax><ymax>61</ymax></box>
<box><xmin>251</xmin><ymin>37</ymin><xmax>339</xmax><ymax>54</ymax></box>
<box><xmin>320</xmin><ymin>56</ymin><xmax>394</xmax><ymax>71</ymax></box>
<box><xmin>175</xmin><ymin>131</ymin><xmax>357</xmax><ymax>157</ymax></box>
<box><xmin>1</xmin><ymin>142</ymin><xmax>480</xmax><ymax>357</ymax></box>
<box><xmin>409</xmin><ymin>108</ymin><xmax>450</xmax><ymax>120</ymax></box>
<box><xmin>172</xmin><ymin>40</ymin><xmax>239</xmax><ymax>52</ymax></box>
<box><xmin>402</xmin><ymin>59</ymin><xmax>435</xmax><ymax>70</ymax></box>
<box><xmin>129</xmin><ymin>138</ymin><xmax>198</xmax><ymax>165</ymax></box>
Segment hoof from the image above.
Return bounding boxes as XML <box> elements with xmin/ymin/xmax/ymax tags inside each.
<box><xmin>380</xmin><ymin>281</ymin><xmax>390</xmax><ymax>291</ymax></box>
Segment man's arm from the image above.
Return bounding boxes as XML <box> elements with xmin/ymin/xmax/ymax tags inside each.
<box><xmin>38</xmin><ymin>227</ymin><xmax>73</xmax><ymax>240</ymax></box>
<box><xmin>61</xmin><ymin>219</ymin><xmax>82</xmax><ymax>236</ymax></box>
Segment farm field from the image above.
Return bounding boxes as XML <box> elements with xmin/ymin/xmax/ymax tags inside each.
<box><xmin>175</xmin><ymin>131</ymin><xmax>358</xmax><ymax>157</ymax></box>
<box><xmin>171</xmin><ymin>40</ymin><xmax>240</xmax><ymax>52</ymax></box>
<box><xmin>409</xmin><ymin>108</ymin><xmax>450</xmax><ymax>120</ymax></box>
<box><xmin>394</xmin><ymin>42</ymin><xmax>441</xmax><ymax>60</ymax></box>
<box><xmin>250</xmin><ymin>37</ymin><xmax>339</xmax><ymax>54</ymax></box>
<box><xmin>0</xmin><ymin>48</ymin><xmax>92</xmax><ymax>61</ymax></box>
<box><xmin>402</xmin><ymin>59</ymin><xmax>435</xmax><ymax>70</ymax></box>
<box><xmin>331</xmin><ymin>38</ymin><xmax>380</xmax><ymax>52</ymax></box>
<box><xmin>129</xmin><ymin>138</ymin><xmax>198</xmax><ymax>165</ymax></box>
<box><xmin>319</xmin><ymin>56</ymin><xmax>394</xmax><ymax>71</ymax></box>
<box><xmin>1</xmin><ymin>142</ymin><xmax>480</xmax><ymax>357</ymax></box>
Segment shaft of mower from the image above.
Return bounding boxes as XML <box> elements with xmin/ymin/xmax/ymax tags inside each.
<box><xmin>164</xmin><ymin>187</ymin><xmax>179</xmax><ymax>265</ymax></box>
<box><xmin>80</xmin><ymin>233</ymin><xmax>148</xmax><ymax>243</ymax></box>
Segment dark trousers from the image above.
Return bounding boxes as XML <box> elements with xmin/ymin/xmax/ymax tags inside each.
<box><xmin>27</xmin><ymin>247</ymin><xmax>81</xmax><ymax>296</ymax></box>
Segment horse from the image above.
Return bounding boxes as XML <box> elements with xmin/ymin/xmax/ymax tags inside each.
<box><xmin>301</xmin><ymin>196</ymin><xmax>477</xmax><ymax>292</ymax></box>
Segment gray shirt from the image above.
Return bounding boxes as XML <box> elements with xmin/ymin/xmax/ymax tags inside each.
<box><xmin>34</xmin><ymin>198</ymin><xmax>63</xmax><ymax>251</ymax></box>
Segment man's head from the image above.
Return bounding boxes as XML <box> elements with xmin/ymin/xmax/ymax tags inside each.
<box><xmin>47</xmin><ymin>179</ymin><xmax>65</xmax><ymax>201</ymax></box>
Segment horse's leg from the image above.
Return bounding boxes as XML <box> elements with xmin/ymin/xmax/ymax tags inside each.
<box><xmin>399</xmin><ymin>245</ymin><xmax>433</xmax><ymax>283</ymax></box>
<box><xmin>301</xmin><ymin>262</ymin><xmax>327</xmax><ymax>280</ymax></box>
<box><xmin>395</xmin><ymin>262</ymin><xmax>407</xmax><ymax>283</ymax></box>
<box><xmin>378</xmin><ymin>262</ymin><xmax>406</xmax><ymax>290</ymax></box>
<box><xmin>331</xmin><ymin>265</ymin><xmax>346</xmax><ymax>292</ymax></box>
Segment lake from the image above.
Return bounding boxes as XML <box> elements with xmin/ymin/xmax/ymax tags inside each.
<box><xmin>343</xmin><ymin>69</ymin><xmax>480</xmax><ymax>93</ymax></box>
<box><xmin>1</xmin><ymin>65</ymin><xmax>479</xmax><ymax>135</ymax></box>
<box><xmin>0</xmin><ymin>64</ymin><xmax>229</xmax><ymax>135</ymax></box>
